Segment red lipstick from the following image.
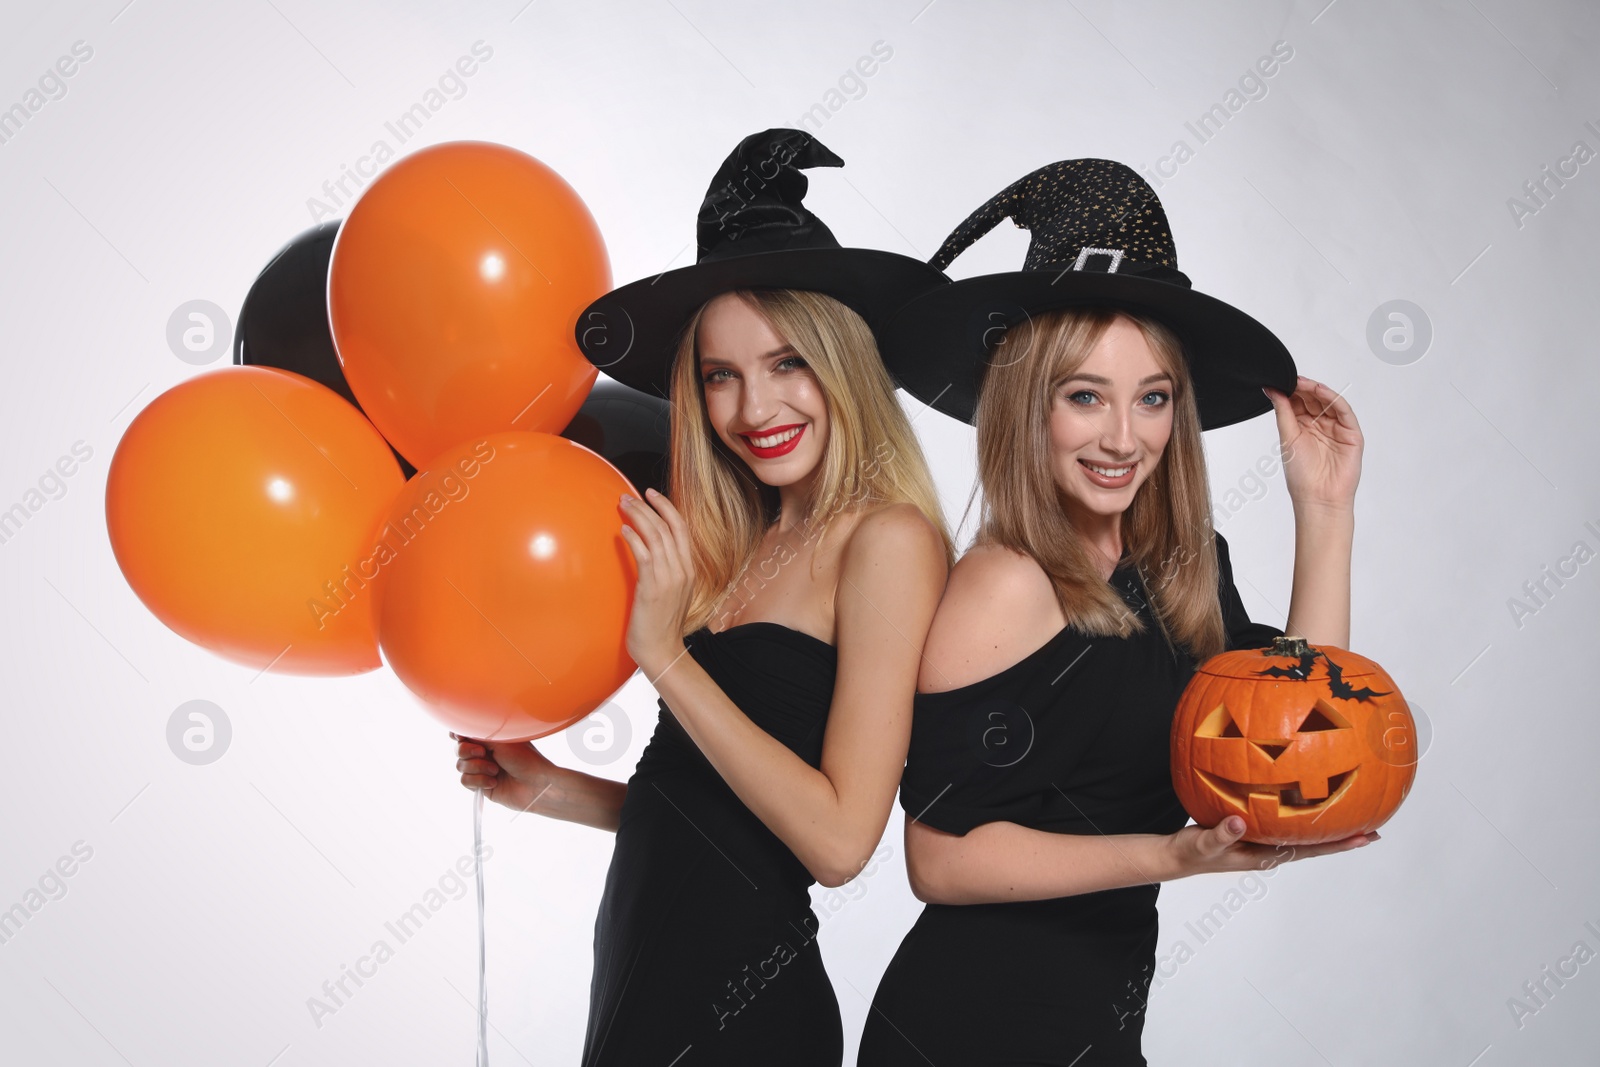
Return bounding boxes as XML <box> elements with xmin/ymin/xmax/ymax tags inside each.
<box><xmin>740</xmin><ymin>423</ymin><xmax>806</xmax><ymax>459</ymax></box>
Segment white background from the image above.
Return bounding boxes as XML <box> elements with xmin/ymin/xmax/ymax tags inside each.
<box><xmin>1</xmin><ymin>1</ymin><xmax>1596</xmax><ymax>1064</ymax></box>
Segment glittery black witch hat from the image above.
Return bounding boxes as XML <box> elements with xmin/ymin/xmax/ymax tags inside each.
<box><xmin>574</xmin><ymin>128</ymin><xmax>948</xmax><ymax>399</ymax></box>
<box><xmin>879</xmin><ymin>158</ymin><xmax>1296</xmax><ymax>428</ymax></box>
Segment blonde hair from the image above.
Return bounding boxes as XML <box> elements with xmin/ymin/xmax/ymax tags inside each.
<box><xmin>668</xmin><ymin>289</ymin><xmax>955</xmax><ymax>634</ymax></box>
<box><xmin>972</xmin><ymin>307</ymin><xmax>1228</xmax><ymax>660</ymax></box>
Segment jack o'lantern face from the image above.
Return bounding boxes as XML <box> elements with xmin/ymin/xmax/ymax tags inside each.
<box><xmin>1169</xmin><ymin>638</ymin><xmax>1416</xmax><ymax>845</ymax></box>
<box><xmin>1189</xmin><ymin>698</ymin><xmax>1366</xmax><ymax>827</ymax></box>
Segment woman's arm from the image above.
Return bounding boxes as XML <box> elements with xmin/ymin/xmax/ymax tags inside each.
<box><xmin>1267</xmin><ymin>377</ymin><xmax>1363</xmax><ymax>648</ymax></box>
<box><xmin>629</xmin><ymin>500</ymin><xmax>948</xmax><ymax>888</ymax></box>
<box><xmin>905</xmin><ymin>812</ymin><xmax>1374</xmax><ymax>905</ymax></box>
<box><xmin>1284</xmin><ymin>502</ymin><xmax>1354</xmax><ymax>647</ymax></box>
<box><xmin>906</xmin><ymin>817</ymin><xmax>1178</xmax><ymax>904</ymax></box>
<box><xmin>455</xmin><ymin>736</ymin><xmax>628</xmax><ymax>832</ymax></box>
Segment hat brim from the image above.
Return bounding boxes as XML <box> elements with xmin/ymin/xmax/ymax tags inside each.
<box><xmin>880</xmin><ymin>270</ymin><xmax>1297</xmax><ymax>430</ymax></box>
<box><xmin>574</xmin><ymin>248</ymin><xmax>948</xmax><ymax>399</ymax></box>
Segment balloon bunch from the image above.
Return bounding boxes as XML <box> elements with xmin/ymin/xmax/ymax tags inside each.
<box><xmin>107</xmin><ymin>141</ymin><xmax>670</xmax><ymax>741</ymax></box>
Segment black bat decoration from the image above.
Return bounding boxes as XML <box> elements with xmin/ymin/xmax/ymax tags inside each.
<box><xmin>1253</xmin><ymin>648</ymin><xmax>1393</xmax><ymax>702</ymax></box>
<box><xmin>1255</xmin><ymin>649</ymin><xmax>1318</xmax><ymax>681</ymax></box>
<box><xmin>1323</xmin><ymin>653</ymin><xmax>1393</xmax><ymax>702</ymax></box>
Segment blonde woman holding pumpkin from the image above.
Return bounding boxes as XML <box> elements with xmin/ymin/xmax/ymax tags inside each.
<box><xmin>858</xmin><ymin>159</ymin><xmax>1375</xmax><ymax>1066</ymax></box>
<box><xmin>453</xmin><ymin>130</ymin><xmax>953</xmax><ymax>1066</ymax></box>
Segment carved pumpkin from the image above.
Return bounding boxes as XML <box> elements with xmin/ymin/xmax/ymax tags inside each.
<box><xmin>1170</xmin><ymin>636</ymin><xmax>1416</xmax><ymax>845</ymax></box>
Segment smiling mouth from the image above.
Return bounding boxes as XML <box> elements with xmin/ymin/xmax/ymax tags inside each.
<box><xmin>1078</xmin><ymin>458</ymin><xmax>1137</xmax><ymax>487</ymax></box>
<box><xmin>744</xmin><ymin>425</ymin><xmax>802</xmax><ymax>447</ymax></box>
<box><xmin>1196</xmin><ymin>768</ymin><xmax>1359</xmax><ymax>814</ymax></box>
<box><xmin>740</xmin><ymin>424</ymin><xmax>806</xmax><ymax>457</ymax></box>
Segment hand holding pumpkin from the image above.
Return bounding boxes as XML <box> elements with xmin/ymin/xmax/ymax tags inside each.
<box><xmin>1165</xmin><ymin>814</ymin><xmax>1377</xmax><ymax>878</ymax></box>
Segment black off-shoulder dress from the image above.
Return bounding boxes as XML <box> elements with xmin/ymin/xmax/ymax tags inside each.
<box><xmin>581</xmin><ymin>622</ymin><xmax>844</xmax><ymax>1067</ymax></box>
<box><xmin>857</xmin><ymin>533</ymin><xmax>1283</xmax><ymax>1066</ymax></box>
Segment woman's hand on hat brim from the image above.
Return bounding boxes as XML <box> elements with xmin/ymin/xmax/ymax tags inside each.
<box><xmin>1264</xmin><ymin>376</ymin><xmax>1363</xmax><ymax>513</ymax></box>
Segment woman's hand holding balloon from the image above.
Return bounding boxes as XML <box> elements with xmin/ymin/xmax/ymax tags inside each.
<box><xmin>453</xmin><ymin>733</ymin><xmax>557</xmax><ymax>814</ymax></box>
<box><xmin>452</xmin><ymin>732</ymin><xmax>628</xmax><ymax>831</ymax></box>
<box><xmin>617</xmin><ymin>488</ymin><xmax>696</xmax><ymax>680</ymax></box>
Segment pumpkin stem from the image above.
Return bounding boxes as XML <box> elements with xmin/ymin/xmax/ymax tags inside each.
<box><xmin>1268</xmin><ymin>635</ymin><xmax>1311</xmax><ymax>657</ymax></box>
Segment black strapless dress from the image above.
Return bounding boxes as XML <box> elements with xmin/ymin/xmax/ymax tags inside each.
<box><xmin>858</xmin><ymin>533</ymin><xmax>1283</xmax><ymax>1066</ymax></box>
<box><xmin>581</xmin><ymin>622</ymin><xmax>844</xmax><ymax>1067</ymax></box>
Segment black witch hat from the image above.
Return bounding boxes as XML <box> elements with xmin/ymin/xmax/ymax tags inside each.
<box><xmin>879</xmin><ymin>158</ymin><xmax>1297</xmax><ymax>428</ymax></box>
<box><xmin>574</xmin><ymin>128</ymin><xmax>948</xmax><ymax>399</ymax></box>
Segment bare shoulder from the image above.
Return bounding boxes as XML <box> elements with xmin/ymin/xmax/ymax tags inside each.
<box><xmin>830</xmin><ymin>502</ymin><xmax>949</xmax><ymax>663</ymax></box>
<box><xmin>918</xmin><ymin>543</ymin><xmax>1065</xmax><ymax>693</ymax></box>
<box><xmin>941</xmin><ymin>543</ymin><xmax>1060</xmax><ymax>625</ymax></box>
<box><xmin>839</xmin><ymin>501</ymin><xmax>947</xmax><ymax>573</ymax></box>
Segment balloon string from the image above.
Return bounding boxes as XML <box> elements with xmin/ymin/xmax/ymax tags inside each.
<box><xmin>474</xmin><ymin>786</ymin><xmax>489</xmax><ymax>1067</ymax></box>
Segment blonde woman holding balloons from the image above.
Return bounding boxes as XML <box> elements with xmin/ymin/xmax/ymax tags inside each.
<box><xmin>456</xmin><ymin>129</ymin><xmax>954</xmax><ymax>1066</ymax></box>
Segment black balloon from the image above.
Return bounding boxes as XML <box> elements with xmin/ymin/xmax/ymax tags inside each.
<box><xmin>237</xmin><ymin>225</ymin><xmax>670</xmax><ymax>491</ymax></box>
<box><xmin>559</xmin><ymin>378</ymin><xmax>671</xmax><ymax>498</ymax></box>
<box><xmin>234</xmin><ymin>221</ymin><xmax>418</xmax><ymax>478</ymax></box>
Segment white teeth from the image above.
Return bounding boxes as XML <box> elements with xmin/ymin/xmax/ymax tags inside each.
<box><xmin>749</xmin><ymin>427</ymin><xmax>801</xmax><ymax>448</ymax></box>
<box><xmin>1084</xmin><ymin>461</ymin><xmax>1133</xmax><ymax>477</ymax></box>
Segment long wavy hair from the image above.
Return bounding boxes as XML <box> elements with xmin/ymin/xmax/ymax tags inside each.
<box><xmin>667</xmin><ymin>288</ymin><xmax>955</xmax><ymax>635</ymax></box>
<box><xmin>972</xmin><ymin>307</ymin><xmax>1228</xmax><ymax>660</ymax></box>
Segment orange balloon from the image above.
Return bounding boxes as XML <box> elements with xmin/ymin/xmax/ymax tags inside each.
<box><xmin>328</xmin><ymin>141</ymin><xmax>608</xmax><ymax>470</ymax></box>
<box><xmin>378</xmin><ymin>432</ymin><xmax>638</xmax><ymax>741</ymax></box>
<box><xmin>106</xmin><ymin>367</ymin><xmax>404</xmax><ymax>675</ymax></box>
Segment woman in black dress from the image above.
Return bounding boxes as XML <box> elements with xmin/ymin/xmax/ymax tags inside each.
<box><xmin>453</xmin><ymin>129</ymin><xmax>954</xmax><ymax>1065</ymax></box>
<box><xmin>858</xmin><ymin>159</ymin><xmax>1377</xmax><ymax>1065</ymax></box>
